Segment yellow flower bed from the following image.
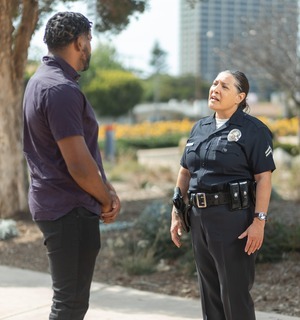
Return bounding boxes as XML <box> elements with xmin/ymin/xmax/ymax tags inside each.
<box><xmin>99</xmin><ymin>117</ymin><xmax>298</xmax><ymax>140</ymax></box>
<box><xmin>99</xmin><ymin>119</ymin><xmax>194</xmax><ymax>140</ymax></box>
<box><xmin>258</xmin><ymin>117</ymin><xmax>298</xmax><ymax>137</ymax></box>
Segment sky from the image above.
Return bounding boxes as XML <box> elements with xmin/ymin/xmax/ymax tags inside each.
<box><xmin>29</xmin><ymin>0</ymin><xmax>180</xmax><ymax>76</ymax></box>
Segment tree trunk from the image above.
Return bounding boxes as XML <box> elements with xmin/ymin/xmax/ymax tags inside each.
<box><xmin>0</xmin><ymin>0</ymin><xmax>38</xmax><ymax>218</ymax></box>
<box><xmin>0</xmin><ymin>81</ymin><xmax>28</xmax><ymax>218</ymax></box>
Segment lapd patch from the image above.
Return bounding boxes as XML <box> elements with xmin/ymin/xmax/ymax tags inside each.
<box><xmin>227</xmin><ymin>129</ymin><xmax>242</xmax><ymax>142</ymax></box>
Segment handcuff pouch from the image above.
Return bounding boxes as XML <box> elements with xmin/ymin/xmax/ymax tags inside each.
<box><xmin>228</xmin><ymin>181</ymin><xmax>251</xmax><ymax>210</ymax></box>
<box><xmin>229</xmin><ymin>182</ymin><xmax>242</xmax><ymax>210</ymax></box>
<box><xmin>239</xmin><ymin>181</ymin><xmax>250</xmax><ymax>209</ymax></box>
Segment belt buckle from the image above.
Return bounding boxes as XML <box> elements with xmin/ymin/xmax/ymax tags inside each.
<box><xmin>196</xmin><ymin>193</ymin><xmax>207</xmax><ymax>208</ymax></box>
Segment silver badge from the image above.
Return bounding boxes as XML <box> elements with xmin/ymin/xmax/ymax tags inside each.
<box><xmin>227</xmin><ymin>129</ymin><xmax>242</xmax><ymax>142</ymax></box>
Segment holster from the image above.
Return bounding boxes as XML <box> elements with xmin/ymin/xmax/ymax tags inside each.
<box><xmin>172</xmin><ymin>187</ymin><xmax>191</xmax><ymax>233</ymax></box>
<box><xmin>228</xmin><ymin>180</ymin><xmax>252</xmax><ymax>211</ymax></box>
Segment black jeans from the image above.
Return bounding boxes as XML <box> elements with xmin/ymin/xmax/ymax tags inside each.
<box><xmin>36</xmin><ymin>207</ymin><xmax>101</xmax><ymax>320</ymax></box>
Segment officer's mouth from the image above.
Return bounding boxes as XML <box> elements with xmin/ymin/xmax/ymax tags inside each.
<box><xmin>210</xmin><ymin>95</ymin><xmax>219</xmax><ymax>102</ymax></box>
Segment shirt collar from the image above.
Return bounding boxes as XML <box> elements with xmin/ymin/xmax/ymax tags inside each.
<box><xmin>202</xmin><ymin>114</ymin><xmax>215</xmax><ymax>126</ymax></box>
<box><xmin>227</xmin><ymin>108</ymin><xmax>245</xmax><ymax>127</ymax></box>
<box><xmin>202</xmin><ymin>108</ymin><xmax>245</xmax><ymax>128</ymax></box>
<box><xmin>42</xmin><ymin>55</ymin><xmax>80</xmax><ymax>82</ymax></box>
<box><xmin>207</xmin><ymin>108</ymin><xmax>245</xmax><ymax>124</ymax></box>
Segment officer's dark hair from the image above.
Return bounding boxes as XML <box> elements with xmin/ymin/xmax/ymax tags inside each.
<box><xmin>223</xmin><ymin>70</ymin><xmax>249</xmax><ymax>111</ymax></box>
<box><xmin>43</xmin><ymin>12</ymin><xmax>92</xmax><ymax>51</ymax></box>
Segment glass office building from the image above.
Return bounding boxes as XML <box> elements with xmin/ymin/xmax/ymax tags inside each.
<box><xmin>179</xmin><ymin>0</ymin><xmax>299</xmax><ymax>87</ymax></box>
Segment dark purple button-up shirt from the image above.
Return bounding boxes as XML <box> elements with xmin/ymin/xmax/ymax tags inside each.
<box><xmin>23</xmin><ymin>56</ymin><xmax>106</xmax><ymax>220</ymax></box>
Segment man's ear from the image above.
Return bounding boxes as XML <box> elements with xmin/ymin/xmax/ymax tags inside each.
<box><xmin>74</xmin><ymin>36</ymin><xmax>83</xmax><ymax>52</ymax></box>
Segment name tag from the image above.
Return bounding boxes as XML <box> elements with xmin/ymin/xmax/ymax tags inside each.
<box><xmin>186</xmin><ymin>142</ymin><xmax>194</xmax><ymax>147</ymax></box>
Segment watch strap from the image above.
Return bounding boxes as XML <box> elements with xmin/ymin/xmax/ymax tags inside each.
<box><xmin>254</xmin><ymin>212</ymin><xmax>268</xmax><ymax>221</ymax></box>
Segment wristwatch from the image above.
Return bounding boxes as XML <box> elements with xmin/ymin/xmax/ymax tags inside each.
<box><xmin>254</xmin><ymin>212</ymin><xmax>268</xmax><ymax>221</ymax></box>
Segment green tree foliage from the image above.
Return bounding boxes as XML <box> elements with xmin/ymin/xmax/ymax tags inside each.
<box><xmin>83</xmin><ymin>69</ymin><xmax>143</xmax><ymax>117</ymax></box>
<box><xmin>143</xmin><ymin>74</ymin><xmax>210</xmax><ymax>102</ymax></box>
<box><xmin>91</xmin><ymin>0</ymin><xmax>148</xmax><ymax>33</ymax></box>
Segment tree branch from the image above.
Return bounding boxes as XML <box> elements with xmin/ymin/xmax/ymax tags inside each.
<box><xmin>13</xmin><ymin>0</ymin><xmax>39</xmax><ymax>80</ymax></box>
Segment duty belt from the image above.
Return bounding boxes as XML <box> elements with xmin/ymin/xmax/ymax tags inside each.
<box><xmin>189</xmin><ymin>192</ymin><xmax>231</xmax><ymax>208</ymax></box>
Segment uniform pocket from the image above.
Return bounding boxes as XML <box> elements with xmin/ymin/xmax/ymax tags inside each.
<box><xmin>185</xmin><ymin>142</ymin><xmax>201</xmax><ymax>172</ymax></box>
<box><xmin>212</xmin><ymin>140</ymin><xmax>242</xmax><ymax>174</ymax></box>
<box><xmin>215</xmin><ymin>140</ymin><xmax>240</xmax><ymax>156</ymax></box>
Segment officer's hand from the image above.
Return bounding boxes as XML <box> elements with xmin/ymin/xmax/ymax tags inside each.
<box><xmin>238</xmin><ymin>219</ymin><xmax>265</xmax><ymax>255</ymax></box>
<box><xmin>101</xmin><ymin>193</ymin><xmax>121</xmax><ymax>224</ymax></box>
<box><xmin>170</xmin><ymin>213</ymin><xmax>183</xmax><ymax>248</ymax></box>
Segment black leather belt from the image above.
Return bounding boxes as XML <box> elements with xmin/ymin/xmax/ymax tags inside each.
<box><xmin>189</xmin><ymin>192</ymin><xmax>231</xmax><ymax>208</ymax></box>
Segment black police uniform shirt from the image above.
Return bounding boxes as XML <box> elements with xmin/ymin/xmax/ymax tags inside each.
<box><xmin>180</xmin><ymin>108</ymin><xmax>276</xmax><ymax>193</ymax></box>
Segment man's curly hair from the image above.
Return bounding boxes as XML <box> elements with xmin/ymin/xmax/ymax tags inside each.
<box><xmin>43</xmin><ymin>12</ymin><xmax>92</xmax><ymax>51</ymax></box>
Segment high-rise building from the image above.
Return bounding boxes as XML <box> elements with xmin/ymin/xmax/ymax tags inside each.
<box><xmin>179</xmin><ymin>0</ymin><xmax>299</xmax><ymax>90</ymax></box>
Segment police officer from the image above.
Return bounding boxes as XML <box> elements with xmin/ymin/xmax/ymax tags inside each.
<box><xmin>170</xmin><ymin>70</ymin><xmax>276</xmax><ymax>320</ymax></box>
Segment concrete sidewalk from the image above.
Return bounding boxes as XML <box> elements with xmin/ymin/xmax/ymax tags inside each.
<box><xmin>0</xmin><ymin>266</ymin><xmax>299</xmax><ymax>320</ymax></box>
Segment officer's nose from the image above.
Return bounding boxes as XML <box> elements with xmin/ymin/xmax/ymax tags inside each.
<box><xmin>213</xmin><ymin>83</ymin><xmax>221</xmax><ymax>92</ymax></box>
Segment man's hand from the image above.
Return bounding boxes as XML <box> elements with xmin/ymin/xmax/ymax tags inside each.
<box><xmin>101</xmin><ymin>192</ymin><xmax>121</xmax><ymax>224</ymax></box>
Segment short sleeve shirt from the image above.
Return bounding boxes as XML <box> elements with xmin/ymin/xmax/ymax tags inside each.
<box><xmin>181</xmin><ymin>108</ymin><xmax>276</xmax><ymax>192</ymax></box>
<box><xmin>23</xmin><ymin>56</ymin><xmax>106</xmax><ymax>220</ymax></box>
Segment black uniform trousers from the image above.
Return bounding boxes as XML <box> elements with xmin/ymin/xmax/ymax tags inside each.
<box><xmin>36</xmin><ymin>207</ymin><xmax>101</xmax><ymax>320</ymax></box>
<box><xmin>190</xmin><ymin>204</ymin><xmax>256</xmax><ymax>320</ymax></box>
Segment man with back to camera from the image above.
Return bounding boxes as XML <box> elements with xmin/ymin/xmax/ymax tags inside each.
<box><xmin>23</xmin><ymin>12</ymin><xmax>121</xmax><ymax>319</ymax></box>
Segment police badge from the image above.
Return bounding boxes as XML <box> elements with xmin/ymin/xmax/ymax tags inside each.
<box><xmin>227</xmin><ymin>129</ymin><xmax>242</xmax><ymax>142</ymax></box>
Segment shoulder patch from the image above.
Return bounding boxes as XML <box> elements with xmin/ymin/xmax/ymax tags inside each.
<box><xmin>265</xmin><ymin>145</ymin><xmax>273</xmax><ymax>157</ymax></box>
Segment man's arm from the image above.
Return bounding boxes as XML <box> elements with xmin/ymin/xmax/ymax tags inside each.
<box><xmin>57</xmin><ymin>135</ymin><xmax>112</xmax><ymax>213</ymax></box>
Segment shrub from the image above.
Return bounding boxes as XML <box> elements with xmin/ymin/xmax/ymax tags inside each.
<box><xmin>257</xmin><ymin>221</ymin><xmax>300</xmax><ymax>263</ymax></box>
<box><xmin>135</xmin><ymin>201</ymin><xmax>183</xmax><ymax>260</ymax></box>
<box><xmin>117</xmin><ymin>134</ymin><xmax>184</xmax><ymax>150</ymax></box>
<box><xmin>257</xmin><ymin>221</ymin><xmax>290</xmax><ymax>262</ymax></box>
<box><xmin>120</xmin><ymin>247</ymin><xmax>157</xmax><ymax>276</ymax></box>
<box><xmin>273</xmin><ymin>142</ymin><xmax>300</xmax><ymax>156</ymax></box>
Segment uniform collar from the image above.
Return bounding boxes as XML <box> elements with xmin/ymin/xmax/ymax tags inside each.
<box><xmin>202</xmin><ymin>114</ymin><xmax>215</xmax><ymax>126</ymax></box>
<box><xmin>227</xmin><ymin>108</ymin><xmax>245</xmax><ymax>127</ymax></box>
<box><xmin>204</xmin><ymin>108</ymin><xmax>245</xmax><ymax>126</ymax></box>
<box><xmin>42</xmin><ymin>55</ymin><xmax>81</xmax><ymax>82</ymax></box>
<box><xmin>200</xmin><ymin>108</ymin><xmax>245</xmax><ymax>129</ymax></box>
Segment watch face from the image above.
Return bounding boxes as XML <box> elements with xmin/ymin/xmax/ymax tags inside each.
<box><xmin>258</xmin><ymin>212</ymin><xmax>267</xmax><ymax>220</ymax></box>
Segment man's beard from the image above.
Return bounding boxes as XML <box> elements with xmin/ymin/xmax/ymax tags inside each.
<box><xmin>81</xmin><ymin>47</ymin><xmax>91</xmax><ymax>72</ymax></box>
